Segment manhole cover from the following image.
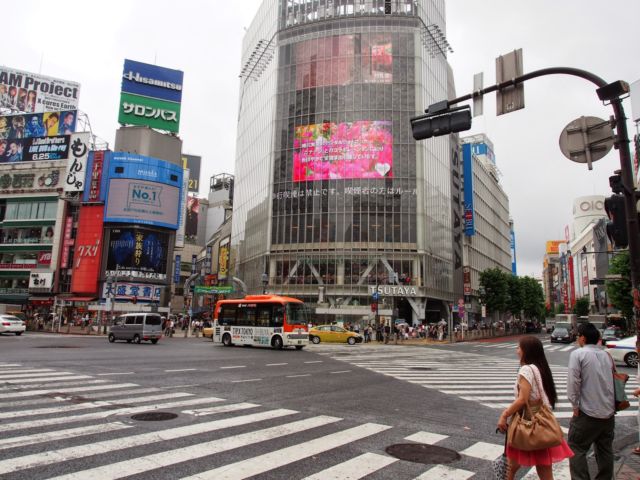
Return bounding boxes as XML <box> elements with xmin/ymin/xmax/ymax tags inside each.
<box><xmin>385</xmin><ymin>443</ymin><xmax>460</xmax><ymax>464</ymax></box>
<box><xmin>131</xmin><ymin>412</ymin><xmax>178</xmax><ymax>421</ymax></box>
<box><xmin>34</xmin><ymin>346</ymin><xmax>82</xmax><ymax>349</ymax></box>
<box><xmin>409</xmin><ymin>367</ymin><xmax>432</xmax><ymax>371</ymax></box>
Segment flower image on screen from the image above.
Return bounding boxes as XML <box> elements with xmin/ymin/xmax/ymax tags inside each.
<box><xmin>293</xmin><ymin>120</ymin><xmax>393</xmax><ymax>182</ymax></box>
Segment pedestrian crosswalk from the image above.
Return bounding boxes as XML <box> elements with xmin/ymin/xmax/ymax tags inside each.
<box><xmin>313</xmin><ymin>347</ymin><xmax>638</xmax><ymax>419</ymax></box>
<box><xmin>471</xmin><ymin>339</ymin><xmax>578</xmax><ymax>353</ymax></box>
<box><xmin>0</xmin><ymin>361</ymin><xmax>559</xmax><ymax>479</ymax></box>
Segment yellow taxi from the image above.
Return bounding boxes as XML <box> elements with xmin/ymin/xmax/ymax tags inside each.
<box><xmin>308</xmin><ymin>325</ymin><xmax>363</xmax><ymax>345</ymax></box>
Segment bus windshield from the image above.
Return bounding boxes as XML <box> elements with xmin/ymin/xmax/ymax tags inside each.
<box><xmin>286</xmin><ymin>303</ymin><xmax>307</xmax><ymax>326</ymax></box>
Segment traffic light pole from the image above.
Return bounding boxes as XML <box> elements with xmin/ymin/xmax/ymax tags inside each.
<box><xmin>444</xmin><ymin>66</ymin><xmax>640</xmax><ymax>346</ymax></box>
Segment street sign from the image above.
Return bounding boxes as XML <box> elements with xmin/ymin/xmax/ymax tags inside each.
<box><xmin>372</xmin><ymin>292</ymin><xmax>380</xmax><ymax>301</ymax></box>
<box><xmin>589</xmin><ymin>278</ymin><xmax>606</xmax><ymax>285</ymax></box>
<box><xmin>473</xmin><ymin>72</ymin><xmax>483</xmax><ymax>117</ymax></box>
<box><xmin>496</xmin><ymin>49</ymin><xmax>524</xmax><ymax>115</ymax></box>
<box><xmin>559</xmin><ymin>116</ymin><xmax>614</xmax><ymax>169</ymax></box>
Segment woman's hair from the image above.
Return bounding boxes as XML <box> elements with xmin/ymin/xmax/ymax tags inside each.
<box><xmin>519</xmin><ymin>336</ymin><xmax>558</xmax><ymax>408</ymax></box>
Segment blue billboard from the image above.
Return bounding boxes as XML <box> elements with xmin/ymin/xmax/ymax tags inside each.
<box><xmin>121</xmin><ymin>59</ymin><xmax>183</xmax><ymax>104</ymax></box>
<box><xmin>462</xmin><ymin>143</ymin><xmax>475</xmax><ymax>236</ymax></box>
<box><xmin>103</xmin><ymin>152</ymin><xmax>183</xmax><ymax>230</ymax></box>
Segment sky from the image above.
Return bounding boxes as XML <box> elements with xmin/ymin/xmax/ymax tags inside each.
<box><xmin>3</xmin><ymin>0</ymin><xmax>638</xmax><ymax>279</ymax></box>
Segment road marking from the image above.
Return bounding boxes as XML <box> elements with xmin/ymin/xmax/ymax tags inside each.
<box><xmin>266</xmin><ymin>363</ymin><xmax>288</xmax><ymax>366</ymax></box>
<box><xmin>49</xmin><ymin>415</ymin><xmax>337</xmax><ymax>480</ymax></box>
<box><xmin>1</xmin><ymin>375</ymin><xmax>94</xmax><ymax>384</ymax></box>
<box><xmin>0</xmin><ymin>408</ymin><xmax>299</xmax><ymax>476</ymax></box>
<box><xmin>0</xmin><ymin>382</ymin><xmax>135</xmax><ymax>399</ymax></box>
<box><xmin>231</xmin><ymin>379</ymin><xmax>262</xmax><ymax>383</ymax></box>
<box><xmin>560</xmin><ymin>346</ymin><xmax>574</xmax><ymax>352</ymax></box>
<box><xmin>0</xmin><ymin>369</ymin><xmax>57</xmax><ymax>378</ymax></box>
<box><xmin>183</xmin><ymin>423</ymin><xmax>392</xmax><ymax>480</ymax></box>
<box><xmin>163</xmin><ymin>384</ymin><xmax>200</xmax><ymax>389</ymax></box>
<box><xmin>0</xmin><ymin>397</ymin><xmax>224</xmax><ymax>433</ymax></box>
<box><xmin>330</xmin><ymin>370</ymin><xmax>352</xmax><ymax>374</ymax></box>
<box><xmin>304</xmin><ymin>361</ymin><xmax>323</xmax><ymax>364</ymax></box>
<box><xmin>302</xmin><ymin>452</ymin><xmax>397</xmax><ymax>480</ymax></box>
<box><xmin>165</xmin><ymin>368</ymin><xmax>198</xmax><ymax>373</ymax></box>
<box><xmin>0</xmin><ymin>392</ymin><xmax>194</xmax><ymax>420</ymax></box>
<box><xmin>220</xmin><ymin>366</ymin><xmax>246</xmax><ymax>369</ymax></box>
<box><xmin>97</xmin><ymin>372</ymin><xmax>136</xmax><ymax>376</ymax></box>
<box><xmin>460</xmin><ymin>441</ymin><xmax>504</xmax><ymax>461</ymax></box>
<box><xmin>0</xmin><ymin>422</ymin><xmax>132</xmax><ymax>451</ymax></box>
<box><xmin>286</xmin><ymin>374</ymin><xmax>311</xmax><ymax>378</ymax></box>
<box><xmin>405</xmin><ymin>431</ymin><xmax>448</xmax><ymax>444</ymax></box>
<box><xmin>182</xmin><ymin>402</ymin><xmax>260</xmax><ymax>416</ymax></box>
<box><xmin>414</xmin><ymin>465</ymin><xmax>475</xmax><ymax>480</ymax></box>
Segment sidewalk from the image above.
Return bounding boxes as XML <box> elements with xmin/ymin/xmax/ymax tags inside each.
<box><xmin>615</xmin><ymin>436</ymin><xmax>640</xmax><ymax>480</ymax></box>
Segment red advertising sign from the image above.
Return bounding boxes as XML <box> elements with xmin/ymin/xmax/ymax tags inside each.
<box><xmin>70</xmin><ymin>205</ymin><xmax>104</xmax><ymax>294</ymax></box>
<box><xmin>88</xmin><ymin>150</ymin><xmax>104</xmax><ymax>201</ymax></box>
<box><xmin>37</xmin><ymin>251</ymin><xmax>52</xmax><ymax>265</ymax></box>
<box><xmin>60</xmin><ymin>216</ymin><xmax>74</xmax><ymax>268</ymax></box>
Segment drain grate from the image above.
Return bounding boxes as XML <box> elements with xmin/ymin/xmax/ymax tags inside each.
<box><xmin>385</xmin><ymin>443</ymin><xmax>460</xmax><ymax>465</ymax></box>
<box><xmin>409</xmin><ymin>367</ymin><xmax>432</xmax><ymax>371</ymax></box>
<box><xmin>131</xmin><ymin>412</ymin><xmax>178</xmax><ymax>421</ymax></box>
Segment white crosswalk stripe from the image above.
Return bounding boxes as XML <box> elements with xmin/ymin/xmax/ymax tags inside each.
<box><xmin>0</xmin><ymin>362</ymin><xmax>578</xmax><ymax>479</ymax></box>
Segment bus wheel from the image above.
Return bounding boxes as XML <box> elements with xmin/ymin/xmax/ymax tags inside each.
<box><xmin>311</xmin><ymin>336</ymin><xmax>320</xmax><ymax>344</ymax></box>
<box><xmin>222</xmin><ymin>333</ymin><xmax>232</xmax><ymax>346</ymax></box>
<box><xmin>295</xmin><ymin>345</ymin><xmax>304</xmax><ymax>350</ymax></box>
<box><xmin>272</xmin><ymin>336</ymin><xmax>284</xmax><ymax>350</ymax></box>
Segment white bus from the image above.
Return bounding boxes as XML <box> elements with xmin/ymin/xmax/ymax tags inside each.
<box><xmin>213</xmin><ymin>295</ymin><xmax>309</xmax><ymax>349</ymax></box>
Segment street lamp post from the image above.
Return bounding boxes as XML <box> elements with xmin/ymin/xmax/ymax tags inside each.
<box><xmin>261</xmin><ymin>273</ymin><xmax>268</xmax><ymax>294</ymax></box>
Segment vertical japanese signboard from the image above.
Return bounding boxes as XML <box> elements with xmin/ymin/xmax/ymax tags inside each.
<box><xmin>71</xmin><ymin>205</ymin><xmax>104</xmax><ymax>294</ymax></box>
<box><xmin>64</xmin><ymin>132</ymin><xmax>91</xmax><ymax>192</ymax></box>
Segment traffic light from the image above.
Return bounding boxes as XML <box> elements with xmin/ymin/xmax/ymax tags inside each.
<box><xmin>411</xmin><ymin>105</ymin><xmax>472</xmax><ymax>140</ymax></box>
<box><xmin>604</xmin><ymin>194</ymin><xmax>628</xmax><ymax>249</ymax></box>
<box><xmin>371</xmin><ymin>302</ymin><xmax>378</xmax><ymax>313</ymax></box>
<box><xmin>609</xmin><ymin>171</ymin><xmax>623</xmax><ymax>194</ymax></box>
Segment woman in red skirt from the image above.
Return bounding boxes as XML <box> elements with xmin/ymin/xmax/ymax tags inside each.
<box><xmin>497</xmin><ymin>336</ymin><xmax>573</xmax><ymax>479</ymax></box>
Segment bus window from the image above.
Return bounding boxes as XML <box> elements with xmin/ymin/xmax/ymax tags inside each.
<box><xmin>286</xmin><ymin>303</ymin><xmax>307</xmax><ymax>325</ymax></box>
<box><xmin>256</xmin><ymin>305</ymin><xmax>272</xmax><ymax>327</ymax></box>
<box><xmin>273</xmin><ymin>306</ymin><xmax>284</xmax><ymax>327</ymax></box>
<box><xmin>238</xmin><ymin>307</ymin><xmax>256</xmax><ymax>326</ymax></box>
<box><xmin>219</xmin><ymin>305</ymin><xmax>237</xmax><ymax>326</ymax></box>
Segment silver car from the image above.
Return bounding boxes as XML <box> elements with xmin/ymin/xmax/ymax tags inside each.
<box><xmin>108</xmin><ymin>313</ymin><xmax>162</xmax><ymax>344</ymax></box>
<box><xmin>0</xmin><ymin>315</ymin><xmax>26</xmax><ymax>335</ymax></box>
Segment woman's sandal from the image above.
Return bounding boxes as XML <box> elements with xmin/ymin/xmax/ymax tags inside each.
<box><xmin>632</xmin><ymin>446</ymin><xmax>640</xmax><ymax>455</ymax></box>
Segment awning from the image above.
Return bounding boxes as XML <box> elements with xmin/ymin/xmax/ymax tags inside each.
<box><xmin>58</xmin><ymin>296</ymin><xmax>97</xmax><ymax>302</ymax></box>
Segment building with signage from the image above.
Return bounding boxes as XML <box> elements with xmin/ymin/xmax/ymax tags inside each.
<box><xmin>542</xmin><ymin>240</ymin><xmax>565</xmax><ymax>312</ymax></box>
<box><xmin>231</xmin><ymin>0</ymin><xmax>463</xmax><ymax>326</ymax></box>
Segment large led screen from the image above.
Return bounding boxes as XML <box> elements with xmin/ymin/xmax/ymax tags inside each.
<box><xmin>295</xmin><ymin>33</ymin><xmax>392</xmax><ymax>89</ymax></box>
<box><xmin>293</xmin><ymin>121</ymin><xmax>392</xmax><ymax>182</ymax></box>
<box><xmin>106</xmin><ymin>227</ymin><xmax>169</xmax><ymax>280</ymax></box>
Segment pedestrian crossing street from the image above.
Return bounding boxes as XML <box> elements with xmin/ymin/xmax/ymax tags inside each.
<box><xmin>0</xmin><ymin>362</ymin><xmax>569</xmax><ymax>479</ymax></box>
<box><xmin>312</xmin><ymin>345</ymin><xmax>639</xmax><ymax>419</ymax></box>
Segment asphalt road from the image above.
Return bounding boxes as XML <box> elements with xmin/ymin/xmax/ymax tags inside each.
<box><xmin>0</xmin><ymin>332</ymin><xmax>636</xmax><ymax>479</ymax></box>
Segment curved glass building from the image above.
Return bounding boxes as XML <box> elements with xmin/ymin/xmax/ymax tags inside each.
<box><xmin>232</xmin><ymin>0</ymin><xmax>462</xmax><ymax>326</ymax></box>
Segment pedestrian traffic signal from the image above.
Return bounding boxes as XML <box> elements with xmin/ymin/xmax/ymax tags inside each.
<box><xmin>371</xmin><ymin>302</ymin><xmax>378</xmax><ymax>313</ymax></box>
<box><xmin>411</xmin><ymin>105</ymin><xmax>472</xmax><ymax>140</ymax></box>
<box><xmin>609</xmin><ymin>171</ymin><xmax>623</xmax><ymax>194</ymax></box>
<box><xmin>604</xmin><ymin>194</ymin><xmax>628</xmax><ymax>249</ymax></box>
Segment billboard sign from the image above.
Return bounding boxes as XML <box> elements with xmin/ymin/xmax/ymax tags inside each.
<box><xmin>1</xmin><ymin>135</ymin><xmax>70</xmax><ymax>163</ymax></box>
<box><xmin>293</xmin><ymin>120</ymin><xmax>392</xmax><ymax>181</ymax></box>
<box><xmin>174</xmin><ymin>254</ymin><xmax>181</xmax><ymax>284</ymax></box>
<box><xmin>0</xmin><ymin>110</ymin><xmax>77</xmax><ymax>140</ymax></box>
<box><xmin>60</xmin><ymin>216</ymin><xmax>74</xmax><ymax>269</ymax></box>
<box><xmin>181</xmin><ymin>154</ymin><xmax>201</xmax><ymax>193</ymax></box>
<box><xmin>0</xmin><ymin>67</ymin><xmax>80</xmax><ymax>112</ymax></box>
<box><xmin>118</xmin><ymin>59</ymin><xmax>183</xmax><ymax>133</ymax></box>
<box><xmin>85</xmin><ymin>150</ymin><xmax>106</xmax><ymax>202</ymax></box>
<box><xmin>175</xmin><ymin>168</ymin><xmax>189</xmax><ymax>248</ymax></box>
<box><xmin>545</xmin><ymin>240</ymin><xmax>565</xmax><ymax>255</ymax></box>
<box><xmin>64</xmin><ymin>133</ymin><xmax>91</xmax><ymax>192</ymax></box>
<box><xmin>462</xmin><ymin>143</ymin><xmax>475</xmax><ymax>236</ymax></box>
<box><xmin>218</xmin><ymin>236</ymin><xmax>230</xmax><ymax>281</ymax></box>
<box><xmin>102</xmin><ymin>282</ymin><xmax>163</xmax><ymax>302</ymax></box>
<box><xmin>185</xmin><ymin>196</ymin><xmax>199</xmax><ymax>238</ymax></box>
<box><xmin>29</xmin><ymin>271</ymin><xmax>53</xmax><ymax>289</ymax></box>
<box><xmin>106</xmin><ymin>227</ymin><xmax>169</xmax><ymax>281</ymax></box>
<box><xmin>0</xmin><ymin>166</ymin><xmax>61</xmax><ymax>194</ymax></box>
<box><xmin>71</xmin><ymin>205</ymin><xmax>104</xmax><ymax>294</ymax></box>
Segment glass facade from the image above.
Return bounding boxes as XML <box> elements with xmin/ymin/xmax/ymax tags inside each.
<box><xmin>233</xmin><ymin>0</ymin><xmax>454</xmax><ymax>324</ymax></box>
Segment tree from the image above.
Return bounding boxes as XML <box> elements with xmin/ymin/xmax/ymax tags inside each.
<box><xmin>521</xmin><ymin>276</ymin><xmax>546</xmax><ymax>320</ymax></box>
<box><xmin>606</xmin><ymin>251</ymin><xmax>632</xmax><ymax>320</ymax></box>
<box><xmin>479</xmin><ymin>268</ymin><xmax>510</xmax><ymax>318</ymax></box>
<box><xmin>573</xmin><ymin>296</ymin><xmax>590</xmax><ymax>317</ymax></box>
<box><xmin>507</xmin><ymin>275</ymin><xmax>524</xmax><ymax>319</ymax></box>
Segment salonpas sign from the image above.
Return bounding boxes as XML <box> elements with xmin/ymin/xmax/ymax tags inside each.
<box><xmin>117</xmin><ymin>59</ymin><xmax>183</xmax><ymax>133</ymax></box>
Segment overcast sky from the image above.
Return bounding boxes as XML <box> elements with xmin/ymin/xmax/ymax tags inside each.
<box><xmin>4</xmin><ymin>0</ymin><xmax>638</xmax><ymax>279</ymax></box>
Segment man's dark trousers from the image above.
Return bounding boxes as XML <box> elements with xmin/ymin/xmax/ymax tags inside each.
<box><xmin>568</xmin><ymin>412</ymin><xmax>615</xmax><ymax>480</ymax></box>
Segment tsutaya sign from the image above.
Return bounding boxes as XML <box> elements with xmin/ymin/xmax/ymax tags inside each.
<box><xmin>369</xmin><ymin>285</ymin><xmax>418</xmax><ymax>296</ymax></box>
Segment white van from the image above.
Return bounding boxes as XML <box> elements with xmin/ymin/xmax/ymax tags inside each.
<box><xmin>108</xmin><ymin>313</ymin><xmax>163</xmax><ymax>344</ymax></box>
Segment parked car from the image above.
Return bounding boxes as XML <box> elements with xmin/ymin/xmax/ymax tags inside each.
<box><xmin>108</xmin><ymin>313</ymin><xmax>162</xmax><ymax>344</ymax></box>
<box><xmin>601</xmin><ymin>327</ymin><xmax>623</xmax><ymax>347</ymax></box>
<box><xmin>606</xmin><ymin>336</ymin><xmax>638</xmax><ymax>368</ymax></box>
<box><xmin>550</xmin><ymin>327</ymin><xmax>574</xmax><ymax>343</ymax></box>
<box><xmin>308</xmin><ymin>325</ymin><xmax>363</xmax><ymax>345</ymax></box>
<box><xmin>0</xmin><ymin>314</ymin><xmax>26</xmax><ymax>335</ymax></box>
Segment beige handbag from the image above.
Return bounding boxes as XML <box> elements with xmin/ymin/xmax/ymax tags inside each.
<box><xmin>507</xmin><ymin>366</ymin><xmax>563</xmax><ymax>451</ymax></box>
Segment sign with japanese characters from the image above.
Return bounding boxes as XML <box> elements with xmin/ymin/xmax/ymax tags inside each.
<box><xmin>64</xmin><ymin>133</ymin><xmax>91</xmax><ymax>192</ymax></box>
<box><xmin>0</xmin><ymin>166</ymin><xmax>60</xmax><ymax>193</ymax></box>
<box><xmin>118</xmin><ymin>59</ymin><xmax>183</xmax><ymax>133</ymax></box>
<box><xmin>85</xmin><ymin>150</ymin><xmax>105</xmax><ymax>202</ymax></box>
<box><xmin>106</xmin><ymin>227</ymin><xmax>169</xmax><ymax>281</ymax></box>
<box><xmin>71</xmin><ymin>205</ymin><xmax>104</xmax><ymax>294</ymax></box>
<box><xmin>29</xmin><ymin>271</ymin><xmax>53</xmax><ymax>289</ymax></box>
<box><xmin>1</xmin><ymin>135</ymin><xmax>71</xmax><ymax>163</ymax></box>
<box><xmin>0</xmin><ymin>66</ymin><xmax>80</xmax><ymax>113</ymax></box>
<box><xmin>102</xmin><ymin>282</ymin><xmax>163</xmax><ymax>302</ymax></box>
